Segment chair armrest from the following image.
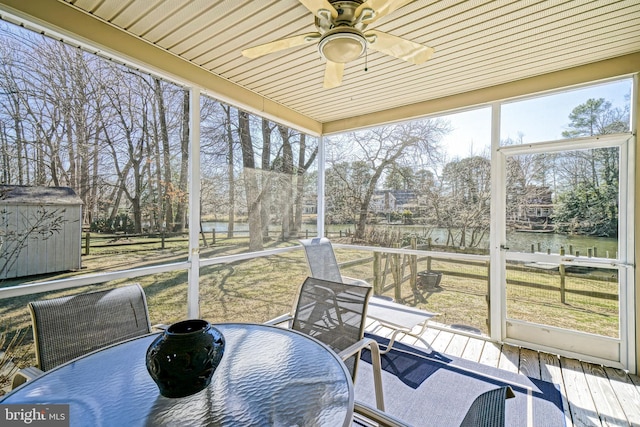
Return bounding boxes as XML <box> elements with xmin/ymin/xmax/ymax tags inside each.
<box><xmin>341</xmin><ymin>276</ymin><xmax>370</xmax><ymax>286</ymax></box>
<box><xmin>12</xmin><ymin>366</ymin><xmax>44</xmax><ymax>389</ymax></box>
<box><xmin>152</xmin><ymin>323</ymin><xmax>169</xmax><ymax>331</ymax></box>
<box><xmin>339</xmin><ymin>337</ymin><xmax>378</xmax><ymax>360</ymax></box>
<box><xmin>338</xmin><ymin>337</ymin><xmax>385</xmax><ymax>412</ymax></box>
<box><xmin>264</xmin><ymin>313</ymin><xmax>293</xmax><ymax>327</ymax></box>
<box><xmin>353</xmin><ymin>401</ymin><xmax>411</xmax><ymax>427</ymax></box>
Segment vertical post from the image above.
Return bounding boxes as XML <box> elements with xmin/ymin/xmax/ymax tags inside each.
<box><xmin>212</xmin><ymin>229</ymin><xmax>216</xmax><ymax>245</ymax></box>
<box><xmin>85</xmin><ymin>232</ymin><xmax>90</xmax><ymax>255</ymax></box>
<box><xmin>316</xmin><ymin>135</ymin><xmax>326</xmax><ymax>238</ymax></box>
<box><xmin>410</xmin><ymin>237</ymin><xmax>417</xmax><ymax>293</ymax></box>
<box><xmin>427</xmin><ymin>256</ymin><xmax>432</xmax><ymax>272</ymax></box>
<box><xmin>488</xmin><ymin>101</ymin><xmax>504</xmax><ymax>342</ymax></box>
<box><xmin>161</xmin><ymin>231</ymin><xmax>165</xmax><ymax>249</ymax></box>
<box><xmin>593</xmin><ymin>247</ymin><xmax>597</xmax><ymax>257</ymax></box>
<box><xmin>373</xmin><ymin>252</ymin><xmax>382</xmax><ymax>295</ymax></box>
<box><xmin>559</xmin><ymin>264</ymin><xmax>566</xmax><ymax>304</ymax></box>
<box><xmin>392</xmin><ymin>243</ymin><xmax>402</xmax><ymax>302</ymax></box>
<box><xmin>486</xmin><ymin>261</ymin><xmax>491</xmax><ymax>329</ymax></box>
<box><xmin>187</xmin><ymin>87</ymin><xmax>201</xmax><ymax>319</ymax></box>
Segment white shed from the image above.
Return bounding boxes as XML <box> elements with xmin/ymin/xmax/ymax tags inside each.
<box><xmin>0</xmin><ymin>185</ymin><xmax>83</xmax><ymax>279</ymax></box>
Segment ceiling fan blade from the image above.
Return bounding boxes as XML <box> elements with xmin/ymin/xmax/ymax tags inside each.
<box><xmin>323</xmin><ymin>61</ymin><xmax>344</xmax><ymax>89</ymax></box>
<box><xmin>242</xmin><ymin>33</ymin><xmax>320</xmax><ymax>59</ymax></box>
<box><xmin>356</xmin><ymin>0</ymin><xmax>415</xmax><ymax>24</ymax></box>
<box><xmin>366</xmin><ymin>30</ymin><xmax>434</xmax><ymax>64</ymax></box>
<box><xmin>299</xmin><ymin>0</ymin><xmax>338</xmax><ymax>19</ymax></box>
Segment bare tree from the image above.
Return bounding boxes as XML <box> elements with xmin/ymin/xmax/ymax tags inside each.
<box><xmin>328</xmin><ymin>120</ymin><xmax>449</xmax><ymax>239</ymax></box>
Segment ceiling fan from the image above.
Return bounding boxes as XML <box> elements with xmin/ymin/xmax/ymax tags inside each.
<box><xmin>241</xmin><ymin>0</ymin><xmax>434</xmax><ymax>89</ymax></box>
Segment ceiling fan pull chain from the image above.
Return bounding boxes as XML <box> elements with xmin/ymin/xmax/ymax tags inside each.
<box><xmin>365</xmin><ymin>48</ymin><xmax>368</xmax><ymax>72</ymax></box>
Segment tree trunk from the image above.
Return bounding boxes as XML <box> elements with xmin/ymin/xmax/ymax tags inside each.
<box><xmin>223</xmin><ymin>105</ymin><xmax>235</xmax><ymax>238</ymax></box>
<box><xmin>154</xmin><ymin>78</ymin><xmax>175</xmax><ymax>231</ymax></box>
<box><xmin>238</xmin><ymin>110</ymin><xmax>263</xmax><ymax>251</ymax></box>
<box><xmin>261</xmin><ymin>119</ymin><xmax>273</xmax><ymax>239</ymax></box>
<box><xmin>293</xmin><ymin>133</ymin><xmax>307</xmax><ymax>233</ymax></box>
<box><xmin>173</xmin><ymin>90</ymin><xmax>190</xmax><ymax>232</ymax></box>
<box><xmin>278</xmin><ymin>125</ymin><xmax>293</xmax><ymax>239</ymax></box>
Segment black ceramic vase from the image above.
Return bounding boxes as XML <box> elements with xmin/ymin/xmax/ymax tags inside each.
<box><xmin>146</xmin><ymin>319</ymin><xmax>225</xmax><ymax>398</ymax></box>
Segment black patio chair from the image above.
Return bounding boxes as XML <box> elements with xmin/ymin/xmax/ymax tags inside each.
<box><xmin>267</xmin><ymin>276</ymin><xmax>386</xmax><ymax>411</ymax></box>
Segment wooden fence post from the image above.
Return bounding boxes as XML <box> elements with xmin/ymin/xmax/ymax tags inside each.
<box><xmin>161</xmin><ymin>231</ymin><xmax>165</xmax><ymax>249</ymax></box>
<box><xmin>373</xmin><ymin>252</ymin><xmax>382</xmax><ymax>295</ymax></box>
<box><xmin>391</xmin><ymin>243</ymin><xmax>402</xmax><ymax>302</ymax></box>
<box><xmin>85</xmin><ymin>232</ymin><xmax>90</xmax><ymax>255</ymax></box>
<box><xmin>212</xmin><ymin>229</ymin><xmax>216</xmax><ymax>245</ymax></box>
<box><xmin>559</xmin><ymin>264</ymin><xmax>566</xmax><ymax>304</ymax></box>
<box><xmin>410</xmin><ymin>237</ymin><xmax>417</xmax><ymax>293</ymax></box>
<box><xmin>486</xmin><ymin>261</ymin><xmax>491</xmax><ymax>329</ymax></box>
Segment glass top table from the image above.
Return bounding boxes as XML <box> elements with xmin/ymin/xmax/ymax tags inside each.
<box><xmin>2</xmin><ymin>323</ymin><xmax>354</xmax><ymax>426</ymax></box>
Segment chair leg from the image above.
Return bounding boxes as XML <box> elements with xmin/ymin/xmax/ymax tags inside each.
<box><xmin>380</xmin><ymin>328</ymin><xmax>408</xmax><ymax>354</ymax></box>
<box><xmin>368</xmin><ymin>340</ymin><xmax>385</xmax><ymax>411</ymax></box>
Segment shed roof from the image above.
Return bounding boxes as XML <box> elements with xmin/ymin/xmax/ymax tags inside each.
<box><xmin>0</xmin><ymin>185</ymin><xmax>83</xmax><ymax>206</ymax></box>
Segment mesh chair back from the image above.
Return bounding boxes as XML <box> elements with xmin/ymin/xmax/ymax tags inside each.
<box><xmin>29</xmin><ymin>284</ymin><xmax>152</xmax><ymax>371</ymax></box>
<box><xmin>459</xmin><ymin>386</ymin><xmax>513</xmax><ymax>427</ymax></box>
<box><xmin>299</xmin><ymin>238</ymin><xmax>343</xmax><ymax>283</ymax></box>
<box><xmin>292</xmin><ymin>276</ymin><xmax>372</xmax><ymax>379</ymax></box>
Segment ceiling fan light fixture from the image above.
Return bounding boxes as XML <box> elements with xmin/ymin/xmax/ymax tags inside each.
<box><xmin>318</xmin><ymin>28</ymin><xmax>366</xmax><ymax>63</ymax></box>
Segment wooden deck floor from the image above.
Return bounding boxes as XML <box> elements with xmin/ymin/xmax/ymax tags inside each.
<box><xmin>364</xmin><ymin>319</ymin><xmax>640</xmax><ymax>427</ymax></box>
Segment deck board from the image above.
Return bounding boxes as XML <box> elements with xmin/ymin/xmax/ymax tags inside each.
<box><xmin>540</xmin><ymin>352</ymin><xmax>574</xmax><ymax>427</ymax></box>
<box><xmin>498</xmin><ymin>343</ymin><xmax>520</xmax><ymax>373</ymax></box>
<box><xmin>602</xmin><ymin>367</ymin><xmax>640</xmax><ymax>426</ymax></box>
<box><xmin>460</xmin><ymin>337</ymin><xmax>485</xmax><ymax>362</ymax></box>
<box><xmin>478</xmin><ymin>342</ymin><xmax>502</xmax><ymax>368</ymax></box>
<box><xmin>444</xmin><ymin>333</ymin><xmax>469</xmax><ymax>358</ymax></box>
<box><xmin>582</xmin><ymin>362</ymin><xmax>629</xmax><ymax>426</ymax></box>
<box><xmin>518</xmin><ymin>348</ymin><xmax>541</xmax><ymax>380</ymax></box>
<box><xmin>364</xmin><ymin>319</ymin><xmax>640</xmax><ymax>427</ymax></box>
<box><xmin>429</xmin><ymin>329</ymin><xmax>454</xmax><ymax>353</ymax></box>
<box><xmin>558</xmin><ymin>357</ymin><xmax>602</xmax><ymax>426</ymax></box>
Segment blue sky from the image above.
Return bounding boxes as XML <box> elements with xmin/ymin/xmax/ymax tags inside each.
<box><xmin>439</xmin><ymin>78</ymin><xmax>632</xmax><ymax>159</ymax></box>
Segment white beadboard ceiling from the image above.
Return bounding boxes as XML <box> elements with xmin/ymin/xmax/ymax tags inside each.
<box><xmin>7</xmin><ymin>0</ymin><xmax>640</xmax><ymax>131</ymax></box>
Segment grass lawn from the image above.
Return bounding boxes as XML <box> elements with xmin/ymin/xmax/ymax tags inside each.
<box><xmin>0</xmin><ymin>236</ymin><xmax>621</xmax><ymax>394</ymax></box>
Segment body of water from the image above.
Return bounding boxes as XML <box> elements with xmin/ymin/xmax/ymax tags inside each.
<box><xmin>201</xmin><ymin>222</ymin><xmax>618</xmax><ymax>258</ymax></box>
